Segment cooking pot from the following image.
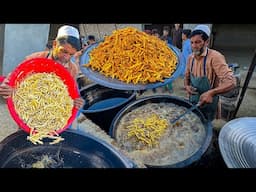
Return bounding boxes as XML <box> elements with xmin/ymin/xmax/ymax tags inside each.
<box><xmin>109</xmin><ymin>95</ymin><xmax>213</xmax><ymax>168</ymax></box>
<box><xmin>0</xmin><ymin>129</ymin><xmax>134</xmax><ymax>168</ymax></box>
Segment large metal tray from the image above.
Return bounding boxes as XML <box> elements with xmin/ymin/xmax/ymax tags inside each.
<box><xmin>79</xmin><ymin>43</ymin><xmax>182</xmax><ymax>90</ymax></box>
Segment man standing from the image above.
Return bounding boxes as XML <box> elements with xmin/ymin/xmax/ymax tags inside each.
<box><xmin>184</xmin><ymin>24</ymin><xmax>236</xmax><ymax>121</ymax></box>
<box><xmin>171</xmin><ymin>24</ymin><xmax>183</xmax><ymax>50</ymax></box>
<box><xmin>161</xmin><ymin>26</ymin><xmax>172</xmax><ymax>45</ymax></box>
<box><xmin>180</xmin><ymin>29</ymin><xmax>192</xmax><ymax>77</ymax></box>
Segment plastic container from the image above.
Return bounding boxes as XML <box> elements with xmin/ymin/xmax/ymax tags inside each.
<box><xmin>6</xmin><ymin>58</ymin><xmax>80</xmax><ymax>134</ymax></box>
<box><xmin>79</xmin><ymin>83</ymin><xmax>137</xmax><ymax>133</ymax></box>
<box><xmin>0</xmin><ymin>129</ymin><xmax>134</xmax><ymax>168</ymax></box>
<box><xmin>109</xmin><ymin>95</ymin><xmax>213</xmax><ymax>168</ymax></box>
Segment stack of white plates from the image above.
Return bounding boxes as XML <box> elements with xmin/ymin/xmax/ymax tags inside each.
<box><xmin>219</xmin><ymin>117</ymin><xmax>256</xmax><ymax>168</ymax></box>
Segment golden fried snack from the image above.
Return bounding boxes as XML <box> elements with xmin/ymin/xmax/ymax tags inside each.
<box><xmin>84</xmin><ymin>27</ymin><xmax>178</xmax><ymax>84</ymax></box>
<box><xmin>127</xmin><ymin>114</ymin><xmax>168</xmax><ymax>147</ymax></box>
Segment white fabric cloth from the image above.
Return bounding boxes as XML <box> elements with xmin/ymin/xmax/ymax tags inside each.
<box><xmin>57</xmin><ymin>25</ymin><xmax>79</xmax><ymax>39</ymax></box>
<box><xmin>193</xmin><ymin>25</ymin><xmax>211</xmax><ymax>37</ymax></box>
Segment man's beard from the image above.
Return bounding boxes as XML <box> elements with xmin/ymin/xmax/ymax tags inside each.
<box><xmin>193</xmin><ymin>47</ymin><xmax>204</xmax><ymax>56</ymax></box>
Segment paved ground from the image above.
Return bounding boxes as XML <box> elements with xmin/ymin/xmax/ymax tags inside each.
<box><xmin>0</xmin><ymin>98</ymin><xmax>19</xmax><ymax>142</ymax></box>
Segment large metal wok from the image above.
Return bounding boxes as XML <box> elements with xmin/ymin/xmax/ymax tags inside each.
<box><xmin>0</xmin><ymin>129</ymin><xmax>134</xmax><ymax>168</ymax></box>
<box><xmin>109</xmin><ymin>95</ymin><xmax>213</xmax><ymax>168</ymax></box>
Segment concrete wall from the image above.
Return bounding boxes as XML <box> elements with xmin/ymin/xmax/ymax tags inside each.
<box><xmin>212</xmin><ymin>24</ymin><xmax>256</xmax><ymax>49</ymax></box>
<box><xmin>211</xmin><ymin>24</ymin><xmax>256</xmax><ymax>69</ymax></box>
<box><xmin>2</xmin><ymin>24</ymin><xmax>50</xmax><ymax>75</ymax></box>
<box><xmin>0</xmin><ymin>24</ymin><xmax>5</xmax><ymax>75</ymax></box>
<box><xmin>79</xmin><ymin>24</ymin><xmax>143</xmax><ymax>41</ymax></box>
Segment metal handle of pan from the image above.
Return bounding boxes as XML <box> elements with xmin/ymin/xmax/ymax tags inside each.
<box><xmin>170</xmin><ymin>102</ymin><xmax>201</xmax><ymax>124</ymax></box>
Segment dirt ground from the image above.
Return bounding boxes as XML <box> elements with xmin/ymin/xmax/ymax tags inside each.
<box><xmin>0</xmin><ymin>69</ymin><xmax>255</xmax><ymax>168</ymax></box>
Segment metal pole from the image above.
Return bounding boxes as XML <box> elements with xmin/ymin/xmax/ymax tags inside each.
<box><xmin>231</xmin><ymin>50</ymin><xmax>256</xmax><ymax>119</ymax></box>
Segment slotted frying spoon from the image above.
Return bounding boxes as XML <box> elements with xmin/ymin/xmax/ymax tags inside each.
<box><xmin>170</xmin><ymin>102</ymin><xmax>201</xmax><ymax>124</ymax></box>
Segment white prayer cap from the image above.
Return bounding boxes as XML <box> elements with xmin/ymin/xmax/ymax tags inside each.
<box><xmin>57</xmin><ymin>25</ymin><xmax>79</xmax><ymax>39</ymax></box>
<box><xmin>193</xmin><ymin>24</ymin><xmax>211</xmax><ymax>37</ymax></box>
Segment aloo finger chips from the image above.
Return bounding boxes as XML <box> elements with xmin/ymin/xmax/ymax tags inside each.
<box><xmin>127</xmin><ymin>114</ymin><xmax>168</xmax><ymax>148</ymax></box>
<box><xmin>83</xmin><ymin>27</ymin><xmax>178</xmax><ymax>84</ymax></box>
<box><xmin>12</xmin><ymin>72</ymin><xmax>73</xmax><ymax>145</ymax></box>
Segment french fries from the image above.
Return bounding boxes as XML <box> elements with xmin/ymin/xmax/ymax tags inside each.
<box><xmin>13</xmin><ymin>72</ymin><xmax>73</xmax><ymax>144</ymax></box>
<box><xmin>84</xmin><ymin>27</ymin><xmax>178</xmax><ymax>84</ymax></box>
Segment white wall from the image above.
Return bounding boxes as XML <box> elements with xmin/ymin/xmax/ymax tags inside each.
<box><xmin>2</xmin><ymin>24</ymin><xmax>50</xmax><ymax>75</ymax></box>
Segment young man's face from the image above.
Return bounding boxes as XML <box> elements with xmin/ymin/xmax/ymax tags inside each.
<box><xmin>182</xmin><ymin>33</ymin><xmax>186</xmax><ymax>41</ymax></box>
<box><xmin>52</xmin><ymin>42</ymin><xmax>77</xmax><ymax>64</ymax></box>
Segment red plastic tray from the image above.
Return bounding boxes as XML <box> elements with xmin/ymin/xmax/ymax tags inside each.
<box><xmin>6</xmin><ymin>58</ymin><xmax>80</xmax><ymax>134</ymax></box>
<box><xmin>0</xmin><ymin>76</ymin><xmax>5</xmax><ymax>83</ymax></box>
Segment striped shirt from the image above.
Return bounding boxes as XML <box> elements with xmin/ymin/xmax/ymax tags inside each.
<box><xmin>185</xmin><ymin>48</ymin><xmax>236</xmax><ymax>89</ymax></box>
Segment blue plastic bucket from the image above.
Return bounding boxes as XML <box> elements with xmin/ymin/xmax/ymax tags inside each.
<box><xmin>79</xmin><ymin>83</ymin><xmax>137</xmax><ymax>133</ymax></box>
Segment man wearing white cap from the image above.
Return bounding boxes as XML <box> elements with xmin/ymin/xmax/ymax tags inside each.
<box><xmin>184</xmin><ymin>24</ymin><xmax>236</xmax><ymax>121</ymax></box>
<box><xmin>0</xmin><ymin>25</ymin><xmax>84</xmax><ymax>110</ymax></box>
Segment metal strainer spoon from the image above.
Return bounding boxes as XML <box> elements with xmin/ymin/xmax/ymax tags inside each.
<box><xmin>170</xmin><ymin>102</ymin><xmax>201</xmax><ymax>124</ymax></box>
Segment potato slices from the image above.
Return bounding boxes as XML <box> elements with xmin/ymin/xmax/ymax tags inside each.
<box><xmin>12</xmin><ymin>72</ymin><xmax>73</xmax><ymax>145</ymax></box>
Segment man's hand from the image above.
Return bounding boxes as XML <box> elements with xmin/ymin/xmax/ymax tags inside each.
<box><xmin>0</xmin><ymin>84</ymin><xmax>13</xmax><ymax>99</ymax></box>
<box><xmin>74</xmin><ymin>97</ymin><xmax>85</xmax><ymax>109</ymax></box>
<box><xmin>185</xmin><ymin>85</ymin><xmax>198</xmax><ymax>95</ymax></box>
<box><xmin>199</xmin><ymin>90</ymin><xmax>214</xmax><ymax>106</ymax></box>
